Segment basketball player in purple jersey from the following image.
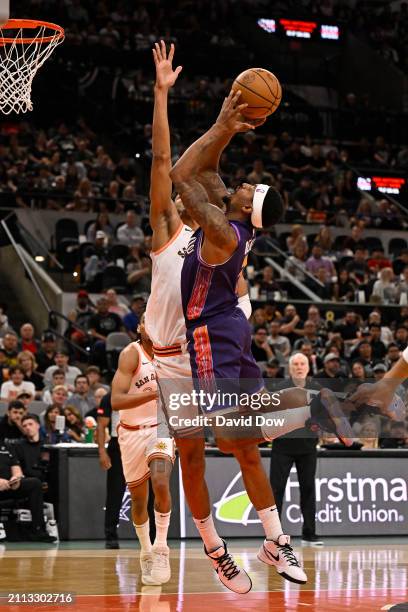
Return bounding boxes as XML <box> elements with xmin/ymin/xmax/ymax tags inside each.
<box><xmin>171</xmin><ymin>90</ymin><xmax>355</xmax><ymax>585</ymax></box>
<box><xmin>146</xmin><ymin>42</ymin><xmax>257</xmax><ymax>594</ymax></box>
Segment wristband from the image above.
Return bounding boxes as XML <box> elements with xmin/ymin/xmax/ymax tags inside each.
<box><xmin>237</xmin><ymin>293</ymin><xmax>252</xmax><ymax>319</ymax></box>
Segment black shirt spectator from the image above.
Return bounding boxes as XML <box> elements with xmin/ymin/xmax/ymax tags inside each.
<box><xmin>368</xmin><ymin>324</ymin><xmax>387</xmax><ymax>360</ymax></box>
<box><xmin>334</xmin><ymin>312</ymin><xmax>360</xmax><ymax>341</ymax></box>
<box><xmin>0</xmin><ymin>400</ymin><xmax>25</xmax><ymax>442</ymax></box>
<box><xmin>346</xmin><ymin>248</ymin><xmax>369</xmax><ymax>284</ymax></box>
<box><xmin>0</xmin><ymin>443</ymin><xmax>17</xmax><ymax>479</ymax></box>
<box><xmin>36</xmin><ymin>332</ymin><xmax>58</xmax><ymax>373</ymax></box>
<box><xmin>251</xmin><ymin>326</ymin><xmax>274</xmax><ymax>362</ymax></box>
<box><xmin>11</xmin><ymin>414</ymin><xmax>46</xmax><ymax>481</ymax></box>
<box><xmin>89</xmin><ymin>298</ymin><xmax>123</xmax><ymax>339</ymax></box>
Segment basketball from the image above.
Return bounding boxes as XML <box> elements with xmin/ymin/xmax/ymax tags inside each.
<box><xmin>232</xmin><ymin>68</ymin><xmax>282</xmax><ymax>120</ymax></box>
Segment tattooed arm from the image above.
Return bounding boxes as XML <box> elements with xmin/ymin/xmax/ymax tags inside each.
<box><xmin>173</xmin><ymin>177</ymin><xmax>238</xmax><ymax>261</ymax></box>
<box><xmin>171</xmin><ymin>90</ymin><xmax>253</xmax><ymax>188</ymax></box>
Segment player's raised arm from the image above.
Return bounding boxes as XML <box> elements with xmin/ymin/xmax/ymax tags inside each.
<box><xmin>171</xmin><ymin>90</ymin><xmax>253</xmax><ymax>184</ymax></box>
<box><xmin>170</xmin><ymin>91</ymin><xmax>253</xmax><ymax>253</ymax></box>
<box><xmin>111</xmin><ymin>344</ymin><xmax>157</xmax><ymax>411</ymax></box>
<box><xmin>149</xmin><ymin>41</ymin><xmax>183</xmax><ymax>251</ymax></box>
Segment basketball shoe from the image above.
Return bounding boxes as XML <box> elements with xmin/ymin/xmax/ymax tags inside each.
<box><xmin>205</xmin><ymin>539</ymin><xmax>252</xmax><ymax>594</ymax></box>
<box><xmin>257</xmin><ymin>535</ymin><xmax>307</xmax><ymax>584</ymax></box>
<box><xmin>140</xmin><ymin>552</ymin><xmax>154</xmax><ymax>585</ymax></box>
<box><xmin>150</xmin><ymin>545</ymin><xmax>171</xmax><ymax>584</ymax></box>
<box><xmin>306</xmin><ymin>388</ymin><xmax>353</xmax><ymax>446</ymax></box>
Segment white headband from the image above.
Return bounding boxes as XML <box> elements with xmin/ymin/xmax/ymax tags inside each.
<box><xmin>251</xmin><ymin>184</ymin><xmax>269</xmax><ymax>228</ymax></box>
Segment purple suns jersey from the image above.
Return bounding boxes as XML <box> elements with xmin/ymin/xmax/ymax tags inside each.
<box><xmin>181</xmin><ymin>220</ymin><xmax>255</xmax><ymax>328</ymax></box>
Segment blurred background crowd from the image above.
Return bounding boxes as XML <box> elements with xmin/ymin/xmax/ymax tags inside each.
<box><xmin>0</xmin><ymin>0</ymin><xmax>408</xmax><ymax>456</ymax></box>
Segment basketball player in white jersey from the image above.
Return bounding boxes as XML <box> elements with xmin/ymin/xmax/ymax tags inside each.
<box><xmin>145</xmin><ymin>41</ymin><xmax>253</xmax><ymax>594</ymax></box>
<box><xmin>111</xmin><ymin>313</ymin><xmax>175</xmax><ymax>586</ymax></box>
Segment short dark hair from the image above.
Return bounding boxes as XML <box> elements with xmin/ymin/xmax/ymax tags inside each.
<box><xmin>8</xmin><ymin>400</ymin><xmax>25</xmax><ymax>411</ymax></box>
<box><xmin>387</xmin><ymin>342</ymin><xmax>399</xmax><ymax>350</ymax></box>
<box><xmin>52</xmin><ymin>368</ymin><xmax>66</xmax><ymax>378</ymax></box>
<box><xmin>358</xmin><ymin>340</ymin><xmax>370</xmax><ymax>348</ymax></box>
<box><xmin>254</xmin><ymin>325</ymin><xmax>268</xmax><ymax>333</ymax></box>
<box><xmin>261</xmin><ymin>187</ymin><xmax>285</xmax><ymax>227</ymax></box>
<box><xmin>9</xmin><ymin>365</ymin><xmax>24</xmax><ymax>376</ymax></box>
<box><xmin>56</xmin><ymin>349</ymin><xmax>69</xmax><ymax>357</ymax></box>
<box><xmin>369</xmin><ymin>323</ymin><xmax>381</xmax><ymax>330</ymax></box>
<box><xmin>75</xmin><ymin>374</ymin><xmax>89</xmax><ymax>384</ymax></box>
<box><xmin>22</xmin><ymin>413</ymin><xmax>40</xmax><ymax>425</ymax></box>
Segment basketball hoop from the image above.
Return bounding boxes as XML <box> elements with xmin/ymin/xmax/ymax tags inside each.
<box><xmin>0</xmin><ymin>19</ymin><xmax>64</xmax><ymax>115</ymax></box>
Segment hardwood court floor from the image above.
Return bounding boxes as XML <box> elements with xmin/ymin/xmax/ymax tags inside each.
<box><xmin>0</xmin><ymin>538</ymin><xmax>407</xmax><ymax>611</ymax></box>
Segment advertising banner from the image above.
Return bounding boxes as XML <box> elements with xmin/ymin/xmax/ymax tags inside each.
<box><xmin>182</xmin><ymin>456</ymin><xmax>408</xmax><ymax>537</ymax></box>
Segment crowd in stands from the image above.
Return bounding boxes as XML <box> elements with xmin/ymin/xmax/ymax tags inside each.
<box><xmin>0</xmin><ymin>0</ymin><xmax>406</xmax><ymax>451</ymax></box>
<box><xmin>2</xmin><ymin>118</ymin><xmax>408</xmax><ymax>302</ymax></box>
<box><xmin>16</xmin><ymin>0</ymin><xmax>408</xmax><ymax>74</ymax></box>
<box><xmin>0</xmin><ymin>294</ymin><xmax>407</xmax><ymax>452</ymax></box>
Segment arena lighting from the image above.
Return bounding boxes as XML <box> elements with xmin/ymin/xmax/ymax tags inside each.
<box><xmin>34</xmin><ymin>255</ymin><xmax>45</xmax><ymax>262</ymax></box>
<box><xmin>357</xmin><ymin>175</ymin><xmax>406</xmax><ymax>195</ymax></box>
<box><xmin>257</xmin><ymin>18</ymin><xmax>340</xmax><ymax>40</ymax></box>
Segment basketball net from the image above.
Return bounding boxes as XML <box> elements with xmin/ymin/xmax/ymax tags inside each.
<box><xmin>0</xmin><ymin>21</ymin><xmax>64</xmax><ymax>115</ymax></box>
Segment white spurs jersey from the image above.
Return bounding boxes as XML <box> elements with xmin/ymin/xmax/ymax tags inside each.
<box><xmin>119</xmin><ymin>342</ymin><xmax>158</xmax><ymax>427</ymax></box>
<box><xmin>145</xmin><ymin>223</ymin><xmax>193</xmax><ymax>348</ymax></box>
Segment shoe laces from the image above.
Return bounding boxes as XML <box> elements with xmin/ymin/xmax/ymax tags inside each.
<box><xmin>153</xmin><ymin>551</ymin><xmax>168</xmax><ymax>569</ymax></box>
<box><xmin>141</xmin><ymin>555</ymin><xmax>153</xmax><ymax>573</ymax></box>
<box><xmin>277</xmin><ymin>543</ymin><xmax>300</xmax><ymax>567</ymax></box>
<box><xmin>214</xmin><ymin>550</ymin><xmax>240</xmax><ymax>580</ymax></box>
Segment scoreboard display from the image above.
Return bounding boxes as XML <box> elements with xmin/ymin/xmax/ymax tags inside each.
<box><xmin>357</xmin><ymin>176</ymin><xmax>406</xmax><ymax>195</ymax></box>
<box><xmin>258</xmin><ymin>18</ymin><xmax>340</xmax><ymax>41</ymax></box>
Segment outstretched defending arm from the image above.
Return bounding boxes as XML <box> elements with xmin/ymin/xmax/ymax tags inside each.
<box><xmin>150</xmin><ymin>41</ymin><xmax>183</xmax><ymax>252</ymax></box>
<box><xmin>111</xmin><ymin>344</ymin><xmax>157</xmax><ymax>411</ymax></box>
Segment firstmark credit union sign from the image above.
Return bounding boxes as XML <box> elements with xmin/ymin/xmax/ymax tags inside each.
<box><xmin>181</xmin><ymin>455</ymin><xmax>408</xmax><ymax>537</ymax></box>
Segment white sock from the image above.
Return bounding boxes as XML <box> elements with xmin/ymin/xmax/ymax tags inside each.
<box><xmin>134</xmin><ymin>519</ymin><xmax>152</xmax><ymax>553</ymax></box>
<box><xmin>193</xmin><ymin>513</ymin><xmax>223</xmax><ymax>552</ymax></box>
<box><xmin>257</xmin><ymin>505</ymin><xmax>283</xmax><ymax>541</ymax></box>
<box><xmin>261</xmin><ymin>405</ymin><xmax>311</xmax><ymax>441</ymax></box>
<box><xmin>154</xmin><ymin>510</ymin><xmax>171</xmax><ymax>548</ymax></box>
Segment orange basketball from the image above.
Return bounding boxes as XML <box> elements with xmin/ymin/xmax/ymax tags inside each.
<box><xmin>232</xmin><ymin>68</ymin><xmax>282</xmax><ymax>120</ymax></box>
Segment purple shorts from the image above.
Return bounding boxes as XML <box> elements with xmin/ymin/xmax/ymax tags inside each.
<box><xmin>186</xmin><ymin>308</ymin><xmax>264</xmax><ymax>413</ymax></box>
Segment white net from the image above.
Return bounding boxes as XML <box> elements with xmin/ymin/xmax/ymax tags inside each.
<box><xmin>0</xmin><ymin>23</ymin><xmax>64</xmax><ymax>115</ymax></box>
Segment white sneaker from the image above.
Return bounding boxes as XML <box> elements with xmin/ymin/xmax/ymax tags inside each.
<box><xmin>257</xmin><ymin>535</ymin><xmax>307</xmax><ymax>584</ymax></box>
<box><xmin>140</xmin><ymin>552</ymin><xmax>154</xmax><ymax>585</ymax></box>
<box><xmin>150</xmin><ymin>545</ymin><xmax>171</xmax><ymax>584</ymax></box>
<box><xmin>205</xmin><ymin>539</ymin><xmax>252</xmax><ymax>594</ymax></box>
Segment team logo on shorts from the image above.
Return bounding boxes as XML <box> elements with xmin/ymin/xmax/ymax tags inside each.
<box><xmin>155</xmin><ymin>441</ymin><xmax>167</xmax><ymax>451</ymax></box>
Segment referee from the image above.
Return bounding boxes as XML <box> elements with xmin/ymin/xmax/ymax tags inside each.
<box><xmin>96</xmin><ymin>389</ymin><xmax>126</xmax><ymax>549</ymax></box>
<box><xmin>269</xmin><ymin>353</ymin><xmax>323</xmax><ymax>547</ymax></box>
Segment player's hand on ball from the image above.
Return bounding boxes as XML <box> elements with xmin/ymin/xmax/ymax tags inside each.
<box><xmin>216</xmin><ymin>90</ymin><xmax>255</xmax><ymax>133</ymax></box>
<box><xmin>153</xmin><ymin>40</ymin><xmax>182</xmax><ymax>90</ymax></box>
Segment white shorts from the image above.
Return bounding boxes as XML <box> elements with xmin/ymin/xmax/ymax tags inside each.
<box><xmin>153</xmin><ymin>353</ymin><xmax>202</xmax><ymax>435</ymax></box>
<box><xmin>118</xmin><ymin>424</ymin><xmax>175</xmax><ymax>488</ymax></box>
